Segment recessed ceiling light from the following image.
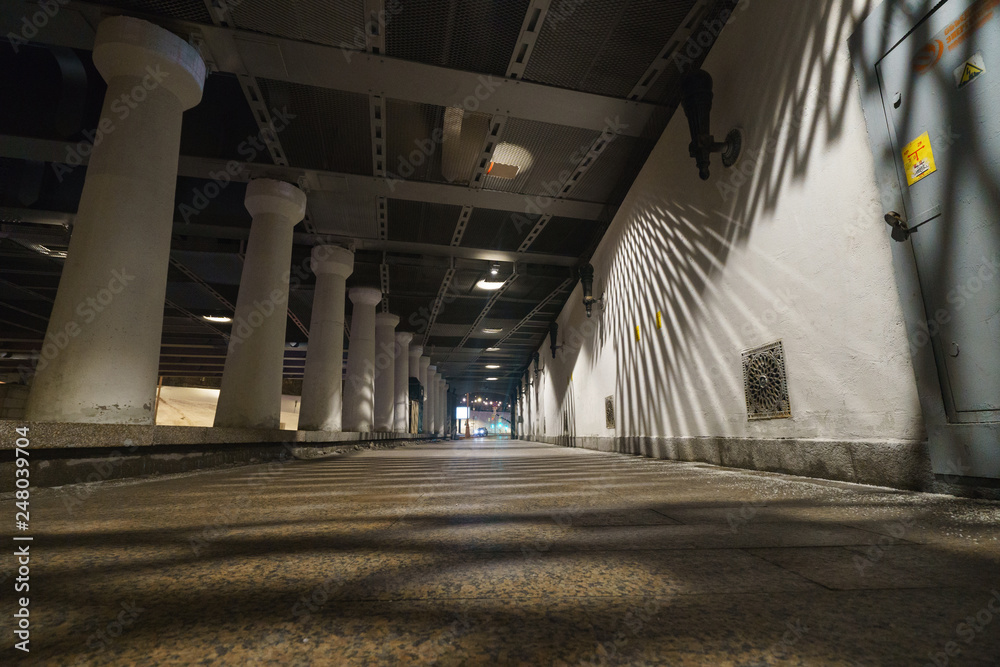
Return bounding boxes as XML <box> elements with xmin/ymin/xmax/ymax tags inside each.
<box><xmin>485</xmin><ymin>364</ymin><xmax>500</xmax><ymax>369</ymax></box>
<box><xmin>486</xmin><ymin>377</ymin><xmax>498</xmax><ymax>381</ymax></box>
<box><xmin>486</xmin><ymin>347</ymin><xmax>501</xmax><ymax>352</ymax></box>
<box><xmin>476</xmin><ymin>280</ymin><xmax>505</xmax><ymax>291</ymax></box>
<box><xmin>482</xmin><ymin>328</ymin><xmax>502</xmax><ymax>334</ymax></box>
<box><xmin>202</xmin><ymin>315</ymin><xmax>233</xmax><ymax>323</ymax></box>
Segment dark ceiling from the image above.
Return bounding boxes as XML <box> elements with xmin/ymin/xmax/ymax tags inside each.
<box><xmin>0</xmin><ymin>0</ymin><xmax>733</xmax><ymax>398</ymax></box>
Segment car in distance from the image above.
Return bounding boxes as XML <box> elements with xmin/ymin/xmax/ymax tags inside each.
<box><xmin>474</xmin><ymin>427</ymin><xmax>488</xmax><ymax>437</ymax></box>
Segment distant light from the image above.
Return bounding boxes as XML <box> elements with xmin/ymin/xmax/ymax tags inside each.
<box><xmin>485</xmin><ymin>364</ymin><xmax>500</xmax><ymax>369</ymax></box>
<box><xmin>476</xmin><ymin>280</ymin><xmax>505</xmax><ymax>291</ymax></box>
<box><xmin>490</xmin><ymin>262</ymin><xmax>500</xmax><ymax>276</ymax></box>
<box><xmin>203</xmin><ymin>315</ymin><xmax>233</xmax><ymax>323</ymax></box>
<box><xmin>486</xmin><ymin>347</ymin><xmax>501</xmax><ymax>352</ymax></box>
<box><xmin>482</xmin><ymin>328</ymin><xmax>502</xmax><ymax>334</ymax></box>
<box><xmin>486</xmin><ymin>377</ymin><xmax>498</xmax><ymax>381</ymax></box>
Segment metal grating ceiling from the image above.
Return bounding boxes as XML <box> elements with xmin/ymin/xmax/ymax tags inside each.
<box><xmin>180</xmin><ymin>73</ymin><xmax>270</xmax><ymax>163</ymax></box>
<box><xmin>571</xmin><ymin>135</ymin><xmax>652</xmax><ymax>203</ymax></box>
<box><xmin>386</xmin><ymin>199</ymin><xmax>462</xmax><ymax>246</ymax></box>
<box><xmin>87</xmin><ymin>0</ymin><xmax>212</xmax><ymax>23</ymax></box>
<box><xmin>385</xmin><ymin>100</ymin><xmax>493</xmax><ymax>185</ymax></box>
<box><xmin>525</xmin><ymin>216</ymin><xmax>597</xmax><ymax>257</ymax></box>
<box><xmin>255</xmin><ymin>79</ymin><xmax>372</xmax><ymax>174</ymax></box>
<box><xmin>523</xmin><ymin>0</ymin><xmax>697</xmax><ymax>98</ymax></box>
<box><xmin>481</xmin><ymin>118</ymin><xmax>600</xmax><ymax>196</ymax></box>
<box><xmin>459</xmin><ymin>207</ymin><xmax>531</xmax><ymax>252</ymax></box>
<box><xmin>228</xmin><ymin>0</ymin><xmax>364</xmax><ymax>49</ymax></box>
<box><xmin>309</xmin><ymin>191</ymin><xmax>380</xmax><ymax>239</ymax></box>
<box><xmin>385</xmin><ymin>0</ymin><xmax>531</xmax><ymax>76</ymax></box>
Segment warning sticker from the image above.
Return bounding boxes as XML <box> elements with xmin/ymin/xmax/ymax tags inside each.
<box><xmin>954</xmin><ymin>53</ymin><xmax>986</xmax><ymax>88</ymax></box>
<box><xmin>902</xmin><ymin>132</ymin><xmax>937</xmax><ymax>186</ymax></box>
<box><xmin>912</xmin><ymin>0</ymin><xmax>999</xmax><ymax>73</ymax></box>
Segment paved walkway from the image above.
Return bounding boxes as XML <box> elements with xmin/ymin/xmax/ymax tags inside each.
<box><xmin>5</xmin><ymin>439</ymin><xmax>1000</xmax><ymax>665</ymax></box>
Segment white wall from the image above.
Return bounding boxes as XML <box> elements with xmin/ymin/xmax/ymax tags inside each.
<box><xmin>523</xmin><ymin>0</ymin><xmax>924</xmax><ymax>446</ymax></box>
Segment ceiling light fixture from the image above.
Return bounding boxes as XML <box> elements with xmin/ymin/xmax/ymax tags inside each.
<box><xmin>202</xmin><ymin>315</ymin><xmax>233</xmax><ymax>323</ymax></box>
<box><xmin>486</xmin><ymin>377</ymin><xmax>498</xmax><ymax>381</ymax></box>
<box><xmin>486</xmin><ymin>347</ymin><xmax>501</xmax><ymax>352</ymax></box>
<box><xmin>485</xmin><ymin>364</ymin><xmax>500</xmax><ymax>369</ymax></box>
<box><xmin>482</xmin><ymin>328</ymin><xmax>502</xmax><ymax>334</ymax></box>
<box><xmin>490</xmin><ymin>262</ymin><xmax>500</xmax><ymax>276</ymax></box>
<box><xmin>476</xmin><ymin>279</ymin><xmax>505</xmax><ymax>291</ymax></box>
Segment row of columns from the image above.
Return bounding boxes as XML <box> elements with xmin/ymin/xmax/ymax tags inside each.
<box><xmin>22</xmin><ymin>15</ymin><xmax>448</xmax><ymax>433</ymax></box>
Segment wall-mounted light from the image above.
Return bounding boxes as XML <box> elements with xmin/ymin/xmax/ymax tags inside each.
<box><xmin>680</xmin><ymin>69</ymin><xmax>743</xmax><ymax>180</ymax></box>
<box><xmin>579</xmin><ymin>264</ymin><xmax>605</xmax><ymax>318</ymax></box>
<box><xmin>549</xmin><ymin>322</ymin><xmax>561</xmax><ymax>359</ymax></box>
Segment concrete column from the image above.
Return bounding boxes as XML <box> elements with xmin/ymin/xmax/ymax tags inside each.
<box><xmin>298</xmin><ymin>246</ymin><xmax>353</xmax><ymax>431</ymax></box>
<box><xmin>418</xmin><ymin>356</ymin><xmax>430</xmax><ymax>433</ymax></box>
<box><xmin>214</xmin><ymin>180</ymin><xmax>306</xmax><ymax>428</ymax></box>
<box><xmin>408</xmin><ymin>345</ymin><xmax>423</xmax><ymax>433</ymax></box>
<box><xmin>373</xmin><ymin>313</ymin><xmax>399</xmax><ymax>432</ymax></box>
<box><xmin>25</xmin><ymin>17</ymin><xmax>205</xmax><ymax>424</ymax></box>
<box><xmin>426</xmin><ymin>366</ymin><xmax>438</xmax><ymax>435</ymax></box>
<box><xmin>441</xmin><ymin>382</ymin><xmax>450</xmax><ymax>436</ymax></box>
<box><xmin>342</xmin><ymin>287</ymin><xmax>382</xmax><ymax>431</ymax></box>
<box><xmin>394</xmin><ymin>332</ymin><xmax>413</xmax><ymax>432</ymax></box>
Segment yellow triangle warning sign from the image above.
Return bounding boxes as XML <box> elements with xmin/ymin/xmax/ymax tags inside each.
<box><xmin>961</xmin><ymin>63</ymin><xmax>984</xmax><ymax>86</ymax></box>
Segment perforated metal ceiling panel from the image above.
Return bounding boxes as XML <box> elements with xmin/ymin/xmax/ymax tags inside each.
<box><xmin>255</xmin><ymin>80</ymin><xmax>372</xmax><ymax>174</ymax></box>
<box><xmin>385</xmin><ymin>100</ymin><xmax>492</xmax><ymax>185</ymax></box>
<box><xmin>571</xmin><ymin>135</ymin><xmax>652</xmax><ymax>203</ymax></box>
<box><xmin>526</xmin><ymin>216</ymin><xmax>598</xmax><ymax>257</ymax></box>
<box><xmin>459</xmin><ymin>207</ymin><xmax>530</xmax><ymax>252</ymax></box>
<box><xmin>308</xmin><ymin>191</ymin><xmax>380</xmax><ymax>239</ymax></box>
<box><xmin>481</xmin><ymin>118</ymin><xmax>600</xmax><ymax>196</ymax></box>
<box><xmin>229</xmin><ymin>0</ymin><xmax>364</xmax><ymax>48</ymax></box>
<box><xmin>524</xmin><ymin>0</ymin><xmax>697</xmax><ymax>98</ymax></box>
<box><xmin>386</xmin><ymin>199</ymin><xmax>462</xmax><ymax>245</ymax></box>
<box><xmin>384</xmin><ymin>0</ymin><xmax>530</xmax><ymax>75</ymax></box>
<box><xmin>91</xmin><ymin>0</ymin><xmax>212</xmax><ymax>23</ymax></box>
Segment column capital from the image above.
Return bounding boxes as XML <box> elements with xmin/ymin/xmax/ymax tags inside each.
<box><xmin>395</xmin><ymin>332</ymin><xmax>414</xmax><ymax>345</ymax></box>
<box><xmin>428</xmin><ymin>365</ymin><xmax>437</xmax><ymax>374</ymax></box>
<box><xmin>311</xmin><ymin>245</ymin><xmax>354</xmax><ymax>278</ymax></box>
<box><xmin>419</xmin><ymin>356</ymin><xmax>431</xmax><ymax>369</ymax></box>
<box><xmin>349</xmin><ymin>286</ymin><xmax>383</xmax><ymax>306</ymax></box>
<box><xmin>245</xmin><ymin>179</ymin><xmax>307</xmax><ymax>222</ymax></box>
<box><xmin>410</xmin><ymin>345</ymin><xmax>424</xmax><ymax>357</ymax></box>
<box><xmin>93</xmin><ymin>16</ymin><xmax>206</xmax><ymax>110</ymax></box>
<box><xmin>375</xmin><ymin>312</ymin><xmax>400</xmax><ymax>328</ymax></box>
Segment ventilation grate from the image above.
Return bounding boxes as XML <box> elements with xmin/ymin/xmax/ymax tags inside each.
<box><xmin>742</xmin><ymin>341</ymin><xmax>791</xmax><ymax>420</ymax></box>
<box><xmin>228</xmin><ymin>0</ymin><xmax>364</xmax><ymax>48</ymax></box>
<box><xmin>605</xmin><ymin>395</ymin><xmax>615</xmax><ymax>429</ymax></box>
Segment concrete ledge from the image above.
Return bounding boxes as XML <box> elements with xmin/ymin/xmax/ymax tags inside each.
<box><xmin>0</xmin><ymin>419</ymin><xmax>434</xmax><ymax>491</ymax></box>
<box><xmin>0</xmin><ymin>419</ymin><xmax>422</xmax><ymax>449</ymax></box>
<box><xmin>523</xmin><ymin>434</ymin><xmax>934</xmax><ymax>491</ymax></box>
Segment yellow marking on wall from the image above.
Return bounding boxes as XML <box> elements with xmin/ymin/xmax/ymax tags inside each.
<box><xmin>656</xmin><ymin>311</ymin><xmax>663</xmax><ymax>329</ymax></box>
<box><xmin>635</xmin><ymin>326</ymin><xmax>641</xmax><ymax>342</ymax></box>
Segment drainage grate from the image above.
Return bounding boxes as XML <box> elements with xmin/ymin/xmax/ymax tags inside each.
<box><xmin>742</xmin><ymin>341</ymin><xmax>791</xmax><ymax>420</ymax></box>
<box><xmin>605</xmin><ymin>395</ymin><xmax>615</xmax><ymax>429</ymax></box>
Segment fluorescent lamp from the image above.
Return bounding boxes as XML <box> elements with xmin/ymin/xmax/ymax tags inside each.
<box><xmin>203</xmin><ymin>315</ymin><xmax>233</xmax><ymax>323</ymax></box>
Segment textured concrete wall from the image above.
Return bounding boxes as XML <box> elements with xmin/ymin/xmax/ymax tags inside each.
<box><xmin>520</xmin><ymin>0</ymin><xmax>929</xmax><ymax>488</ymax></box>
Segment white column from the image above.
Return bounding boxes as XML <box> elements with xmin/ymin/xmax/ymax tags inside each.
<box><xmin>394</xmin><ymin>332</ymin><xmax>413</xmax><ymax>432</ymax></box>
<box><xmin>298</xmin><ymin>246</ymin><xmax>353</xmax><ymax>431</ymax></box>
<box><xmin>408</xmin><ymin>345</ymin><xmax>423</xmax><ymax>433</ymax></box>
<box><xmin>418</xmin><ymin>356</ymin><xmax>430</xmax><ymax>433</ymax></box>
<box><xmin>440</xmin><ymin>381</ymin><xmax>449</xmax><ymax>436</ymax></box>
<box><xmin>25</xmin><ymin>17</ymin><xmax>205</xmax><ymax>424</ymax></box>
<box><xmin>373</xmin><ymin>312</ymin><xmax>399</xmax><ymax>432</ymax></box>
<box><xmin>427</xmin><ymin>366</ymin><xmax>439</xmax><ymax>435</ymax></box>
<box><xmin>214</xmin><ymin>179</ymin><xmax>306</xmax><ymax>428</ymax></box>
<box><xmin>343</xmin><ymin>287</ymin><xmax>382</xmax><ymax>431</ymax></box>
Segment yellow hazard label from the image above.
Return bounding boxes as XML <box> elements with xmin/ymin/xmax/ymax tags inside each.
<box><xmin>902</xmin><ymin>132</ymin><xmax>937</xmax><ymax>186</ymax></box>
<box><xmin>954</xmin><ymin>53</ymin><xmax>986</xmax><ymax>88</ymax></box>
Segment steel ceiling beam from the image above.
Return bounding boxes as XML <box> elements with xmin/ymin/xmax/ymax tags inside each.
<box><xmin>1</xmin><ymin>208</ymin><xmax>581</xmax><ymax>267</ymax></box>
<box><xmin>3</xmin><ymin>2</ymin><xmax>661</xmax><ymax>137</ymax></box>
<box><xmin>0</xmin><ymin>136</ymin><xmax>604</xmax><ymax>220</ymax></box>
